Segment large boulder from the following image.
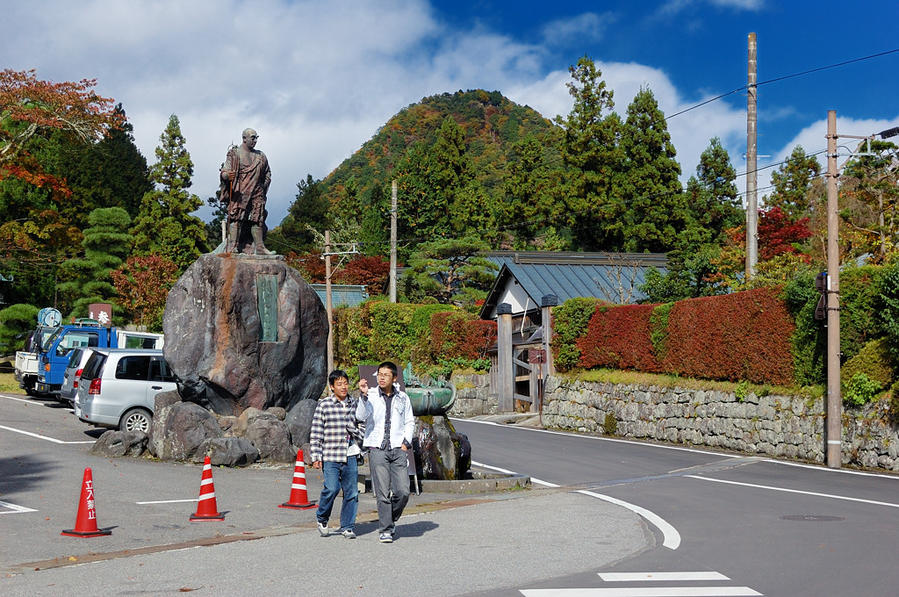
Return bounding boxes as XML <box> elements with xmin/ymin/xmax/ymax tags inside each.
<box><xmin>246</xmin><ymin>417</ymin><xmax>295</xmax><ymax>462</ymax></box>
<box><xmin>149</xmin><ymin>401</ymin><xmax>223</xmax><ymax>461</ymax></box>
<box><xmin>194</xmin><ymin>437</ymin><xmax>260</xmax><ymax>467</ymax></box>
<box><xmin>163</xmin><ymin>254</ymin><xmax>328</xmax><ymax>415</ymax></box>
<box><xmin>90</xmin><ymin>430</ymin><xmax>148</xmax><ymax>458</ymax></box>
<box><xmin>413</xmin><ymin>415</ymin><xmax>471</xmax><ymax>480</ymax></box>
<box><xmin>285</xmin><ymin>398</ymin><xmax>318</xmax><ymax>447</ymax></box>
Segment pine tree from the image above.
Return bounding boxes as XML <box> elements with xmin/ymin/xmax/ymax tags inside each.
<box><xmin>501</xmin><ymin>135</ymin><xmax>561</xmax><ymax>248</ymax></box>
<box><xmin>616</xmin><ymin>88</ymin><xmax>684</xmax><ymax>252</ymax></box>
<box><xmin>56</xmin><ymin>207</ymin><xmax>131</xmax><ymax>318</ymax></box>
<box><xmin>268</xmin><ymin>174</ymin><xmax>329</xmax><ymax>254</ymax></box>
<box><xmin>554</xmin><ymin>56</ymin><xmax>623</xmax><ymax>251</ymax></box>
<box><xmin>131</xmin><ymin>114</ymin><xmax>207</xmax><ymax>270</ymax></box>
<box><xmin>766</xmin><ymin>145</ymin><xmax>821</xmax><ymax>220</ymax></box>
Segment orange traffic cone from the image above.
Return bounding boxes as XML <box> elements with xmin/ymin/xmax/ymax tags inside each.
<box><xmin>61</xmin><ymin>467</ymin><xmax>111</xmax><ymax>537</ymax></box>
<box><xmin>279</xmin><ymin>449</ymin><xmax>317</xmax><ymax>509</ymax></box>
<box><xmin>190</xmin><ymin>456</ymin><xmax>225</xmax><ymax>521</ymax></box>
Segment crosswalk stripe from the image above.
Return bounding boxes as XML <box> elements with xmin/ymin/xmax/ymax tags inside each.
<box><xmin>599</xmin><ymin>572</ymin><xmax>730</xmax><ymax>582</ymax></box>
<box><xmin>521</xmin><ymin>587</ymin><xmax>761</xmax><ymax>596</ymax></box>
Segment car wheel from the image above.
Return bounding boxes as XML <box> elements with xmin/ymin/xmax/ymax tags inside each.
<box><xmin>120</xmin><ymin>408</ymin><xmax>152</xmax><ymax>433</ymax></box>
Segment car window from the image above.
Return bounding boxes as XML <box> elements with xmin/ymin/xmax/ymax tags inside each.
<box><xmin>66</xmin><ymin>348</ymin><xmax>84</xmax><ymax>368</ymax></box>
<box><xmin>149</xmin><ymin>357</ymin><xmax>176</xmax><ymax>382</ymax></box>
<box><xmin>56</xmin><ymin>332</ymin><xmax>100</xmax><ymax>356</ymax></box>
<box><xmin>81</xmin><ymin>353</ymin><xmax>107</xmax><ymax>381</ymax></box>
<box><xmin>124</xmin><ymin>335</ymin><xmax>159</xmax><ymax>349</ymax></box>
<box><xmin>115</xmin><ymin>355</ymin><xmax>151</xmax><ymax>381</ymax></box>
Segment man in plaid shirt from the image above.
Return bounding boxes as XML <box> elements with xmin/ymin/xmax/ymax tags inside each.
<box><xmin>310</xmin><ymin>370</ymin><xmax>364</xmax><ymax>539</ymax></box>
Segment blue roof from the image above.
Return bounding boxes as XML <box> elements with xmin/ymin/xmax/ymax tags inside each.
<box><xmin>480</xmin><ymin>251</ymin><xmax>667</xmax><ymax>318</ymax></box>
<box><xmin>311</xmin><ymin>284</ymin><xmax>369</xmax><ymax>308</ymax></box>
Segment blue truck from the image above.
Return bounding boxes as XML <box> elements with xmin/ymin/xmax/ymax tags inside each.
<box><xmin>15</xmin><ymin>309</ymin><xmax>164</xmax><ymax>397</ymax></box>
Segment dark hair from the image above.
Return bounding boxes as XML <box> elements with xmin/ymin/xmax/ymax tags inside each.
<box><xmin>328</xmin><ymin>369</ymin><xmax>349</xmax><ymax>386</ymax></box>
<box><xmin>376</xmin><ymin>361</ymin><xmax>397</xmax><ymax>378</ymax></box>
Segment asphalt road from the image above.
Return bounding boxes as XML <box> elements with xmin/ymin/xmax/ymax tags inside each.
<box><xmin>3</xmin><ymin>390</ymin><xmax>898</xmax><ymax>596</ymax></box>
<box><xmin>452</xmin><ymin>418</ymin><xmax>899</xmax><ymax>597</ymax></box>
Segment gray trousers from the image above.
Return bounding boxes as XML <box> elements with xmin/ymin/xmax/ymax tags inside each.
<box><xmin>368</xmin><ymin>447</ymin><xmax>410</xmax><ymax>533</ymax></box>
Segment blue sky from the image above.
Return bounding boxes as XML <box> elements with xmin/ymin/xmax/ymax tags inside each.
<box><xmin>4</xmin><ymin>0</ymin><xmax>898</xmax><ymax>226</ymax></box>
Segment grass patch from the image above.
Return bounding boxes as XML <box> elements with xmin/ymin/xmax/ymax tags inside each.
<box><xmin>0</xmin><ymin>372</ymin><xmax>22</xmax><ymax>393</ymax></box>
<box><xmin>559</xmin><ymin>368</ymin><xmax>823</xmax><ymax>399</ymax></box>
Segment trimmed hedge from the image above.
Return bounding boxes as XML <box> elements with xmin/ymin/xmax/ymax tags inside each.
<box><xmin>332</xmin><ymin>300</ymin><xmax>495</xmax><ymax>372</ymax></box>
<box><xmin>575</xmin><ymin>287</ymin><xmax>796</xmax><ymax>385</ymax></box>
<box><xmin>551</xmin><ymin>297</ymin><xmax>606</xmax><ymax>372</ymax></box>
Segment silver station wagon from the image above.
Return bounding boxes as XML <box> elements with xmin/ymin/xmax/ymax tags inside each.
<box><xmin>74</xmin><ymin>348</ymin><xmax>178</xmax><ymax>433</ymax></box>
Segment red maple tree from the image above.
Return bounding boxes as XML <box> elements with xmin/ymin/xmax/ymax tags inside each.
<box><xmin>111</xmin><ymin>255</ymin><xmax>179</xmax><ymax>328</ymax></box>
<box><xmin>757</xmin><ymin>206</ymin><xmax>813</xmax><ymax>260</ymax></box>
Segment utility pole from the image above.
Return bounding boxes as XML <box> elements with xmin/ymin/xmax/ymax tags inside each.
<box><xmin>324</xmin><ymin>230</ymin><xmax>334</xmax><ymax>373</ymax></box>
<box><xmin>825</xmin><ymin>111</ymin><xmax>841</xmax><ymax>468</ymax></box>
<box><xmin>745</xmin><ymin>32</ymin><xmax>758</xmax><ymax>280</ymax></box>
<box><xmin>389</xmin><ymin>179</ymin><xmax>398</xmax><ymax>303</ymax></box>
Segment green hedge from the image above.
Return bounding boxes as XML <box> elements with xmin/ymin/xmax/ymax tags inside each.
<box><xmin>551</xmin><ymin>297</ymin><xmax>606</xmax><ymax>372</ymax></box>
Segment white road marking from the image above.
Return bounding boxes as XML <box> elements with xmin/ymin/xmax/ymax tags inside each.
<box><xmin>135</xmin><ymin>498</ymin><xmax>198</xmax><ymax>504</ymax></box>
<box><xmin>453</xmin><ymin>417</ymin><xmax>743</xmax><ymax>458</ymax></box>
<box><xmin>0</xmin><ymin>499</ymin><xmax>38</xmax><ymax>514</ymax></box>
<box><xmin>599</xmin><ymin>572</ymin><xmax>730</xmax><ymax>582</ymax></box>
<box><xmin>686</xmin><ymin>475</ymin><xmax>899</xmax><ymax>509</ymax></box>
<box><xmin>0</xmin><ymin>394</ymin><xmax>45</xmax><ymax>406</ymax></box>
<box><xmin>472</xmin><ymin>460</ymin><xmax>681</xmax><ymax>549</ymax></box>
<box><xmin>577</xmin><ymin>490</ymin><xmax>681</xmax><ymax>550</ymax></box>
<box><xmin>0</xmin><ymin>424</ymin><xmax>95</xmax><ymax>444</ymax></box>
<box><xmin>521</xmin><ymin>588</ymin><xmax>761</xmax><ymax>596</ymax></box>
<box><xmin>761</xmin><ymin>459</ymin><xmax>899</xmax><ymax>481</ymax></box>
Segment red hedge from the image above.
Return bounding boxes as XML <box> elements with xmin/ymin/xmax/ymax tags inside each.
<box><xmin>429</xmin><ymin>311</ymin><xmax>497</xmax><ymax>361</ymax></box>
<box><xmin>577</xmin><ymin>304</ymin><xmax>662</xmax><ymax>372</ymax></box>
<box><xmin>575</xmin><ymin>287</ymin><xmax>796</xmax><ymax>385</ymax></box>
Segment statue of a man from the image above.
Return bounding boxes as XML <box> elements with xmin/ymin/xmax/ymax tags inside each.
<box><xmin>220</xmin><ymin>128</ymin><xmax>272</xmax><ymax>254</ymax></box>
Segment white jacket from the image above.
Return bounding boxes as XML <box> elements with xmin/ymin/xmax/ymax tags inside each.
<box><xmin>355</xmin><ymin>385</ymin><xmax>415</xmax><ymax>450</ymax></box>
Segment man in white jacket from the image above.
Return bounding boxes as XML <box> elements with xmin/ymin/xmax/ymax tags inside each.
<box><xmin>355</xmin><ymin>361</ymin><xmax>415</xmax><ymax>543</ymax></box>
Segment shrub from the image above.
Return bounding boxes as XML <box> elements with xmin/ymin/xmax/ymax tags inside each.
<box><xmin>602</xmin><ymin>412</ymin><xmax>617</xmax><ymax>435</ymax></box>
<box><xmin>889</xmin><ymin>379</ymin><xmax>899</xmax><ymax>424</ymax></box>
<box><xmin>840</xmin><ymin>337</ymin><xmax>895</xmax><ymax>389</ymax></box>
<box><xmin>735</xmin><ymin>380</ymin><xmax>750</xmax><ymax>401</ymax></box>
<box><xmin>843</xmin><ymin>373</ymin><xmax>882</xmax><ymax>408</ymax></box>
<box><xmin>0</xmin><ymin>303</ymin><xmax>39</xmax><ymax>354</ymax></box>
<box><xmin>840</xmin><ymin>266</ymin><xmax>886</xmax><ymax>362</ymax></box>
<box><xmin>782</xmin><ymin>271</ymin><xmax>825</xmax><ymax>385</ymax></box>
<box><xmin>876</xmin><ymin>262</ymin><xmax>899</xmax><ymax>362</ymax></box>
<box><xmin>649</xmin><ymin>302</ymin><xmax>674</xmax><ymax>360</ymax></box>
<box><xmin>578</xmin><ymin>304</ymin><xmax>661</xmax><ymax>372</ymax></box>
<box><xmin>551</xmin><ymin>298</ymin><xmax>605</xmax><ymax>371</ymax></box>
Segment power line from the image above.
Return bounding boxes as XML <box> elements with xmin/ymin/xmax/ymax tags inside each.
<box><xmin>665</xmin><ymin>48</ymin><xmax>899</xmax><ymax>120</ymax></box>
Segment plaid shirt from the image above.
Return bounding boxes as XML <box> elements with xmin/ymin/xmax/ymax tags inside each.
<box><xmin>310</xmin><ymin>394</ymin><xmax>363</xmax><ymax>463</ymax></box>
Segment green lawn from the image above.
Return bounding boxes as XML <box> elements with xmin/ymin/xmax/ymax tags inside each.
<box><xmin>0</xmin><ymin>372</ymin><xmax>22</xmax><ymax>393</ymax></box>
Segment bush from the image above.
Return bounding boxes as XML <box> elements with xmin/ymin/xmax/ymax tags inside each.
<box><xmin>782</xmin><ymin>271</ymin><xmax>825</xmax><ymax>385</ymax></box>
<box><xmin>840</xmin><ymin>266</ymin><xmax>886</xmax><ymax>362</ymax></box>
<box><xmin>602</xmin><ymin>412</ymin><xmax>617</xmax><ymax>435</ymax></box>
<box><xmin>840</xmin><ymin>337</ymin><xmax>895</xmax><ymax>389</ymax></box>
<box><xmin>551</xmin><ymin>298</ymin><xmax>605</xmax><ymax>371</ymax></box>
<box><xmin>578</xmin><ymin>304</ymin><xmax>661</xmax><ymax>372</ymax></box>
<box><xmin>843</xmin><ymin>373</ymin><xmax>882</xmax><ymax>408</ymax></box>
<box><xmin>876</xmin><ymin>262</ymin><xmax>899</xmax><ymax>362</ymax></box>
<box><xmin>0</xmin><ymin>303</ymin><xmax>39</xmax><ymax>355</ymax></box>
<box><xmin>889</xmin><ymin>379</ymin><xmax>899</xmax><ymax>424</ymax></box>
<box><xmin>649</xmin><ymin>302</ymin><xmax>674</xmax><ymax>361</ymax></box>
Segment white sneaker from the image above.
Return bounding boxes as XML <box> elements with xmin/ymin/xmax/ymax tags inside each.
<box><xmin>340</xmin><ymin>529</ymin><xmax>356</xmax><ymax>539</ymax></box>
<box><xmin>317</xmin><ymin>522</ymin><xmax>330</xmax><ymax>537</ymax></box>
<box><xmin>379</xmin><ymin>532</ymin><xmax>393</xmax><ymax>543</ymax></box>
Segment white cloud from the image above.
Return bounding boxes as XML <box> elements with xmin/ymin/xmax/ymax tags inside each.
<box><xmin>658</xmin><ymin>0</ymin><xmax>764</xmax><ymax>16</ymax></box>
<box><xmin>540</xmin><ymin>12</ymin><xmax>617</xmax><ymax>45</ymax></box>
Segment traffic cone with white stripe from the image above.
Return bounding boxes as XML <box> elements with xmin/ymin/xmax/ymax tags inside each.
<box><xmin>278</xmin><ymin>449</ymin><xmax>316</xmax><ymax>509</ymax></box>
<box><xmin>61</xmin><ymin>467</ymin><xmax>112</xmax><ymax>537</ymax></box>
<box><xmin>190</xmin><ymin>456</ymin><xmax>225</xmax><ymax>521</ymax></box>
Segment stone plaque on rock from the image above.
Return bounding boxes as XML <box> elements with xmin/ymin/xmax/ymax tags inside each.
<box><xmin>163</xmin><ymin>254</ymin><xmax>327</xmax><ymax>415</ymax></box>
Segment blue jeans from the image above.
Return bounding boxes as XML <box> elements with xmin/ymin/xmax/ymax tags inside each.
<box><xmin>316</xmin><ymin>458</ymin><xmax>359</xmax><ymax>531</ymax></box>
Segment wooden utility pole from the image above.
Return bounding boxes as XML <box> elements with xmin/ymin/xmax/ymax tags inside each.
<box><xmin>324</xmin><ymin>230</ymin><xmax>334</xmax><ymax>373</ymax></box>
<box><xmin>825</xmin><ymin>111</ymin><xmax>841</xmax><ymax>468</ymax></box>
<box><xmin>496</xmin><ymin>303</ymin><xmax>514</xmax><ymax>412</ymax></box>
<box><xmin>389</xmin><ymin>180</ymin><xmax>398</xmax><ymax>303</ymax></box>
<box><xmin>745</xmin><ymin>32</ymin><xmax>759</xmax><ymax>279</ymax></box>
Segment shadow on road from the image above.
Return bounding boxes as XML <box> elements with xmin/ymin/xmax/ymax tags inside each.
<box><xmin>0</xmin><ymin>454</ymin><xmax>60</xmax><ymax>498</ymax></box>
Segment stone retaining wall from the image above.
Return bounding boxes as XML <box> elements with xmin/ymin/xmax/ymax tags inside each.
<box><xmin>448</xmin><ymin>372</ymin><xmax>495</xmax><ymax>418</ymax></box>
<box><xmin>542</xmin><ymin>376</ymin><xmax>899</xmax><ymax>472</ymax></box>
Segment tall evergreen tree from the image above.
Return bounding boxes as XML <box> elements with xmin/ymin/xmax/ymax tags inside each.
<box><xmin>554</xmin><ymin>56</ymin><xmax>623</xmax><ymax>251</ymax></box>
<box><xmin>268</xmin><ymin>174</ymin><xmax>329</xmax><ymax>254</ymax></box>
<box><xmin>131</xmin><ymin>114</ymin><xmax>207</xmax><ymax>270</ymax></box>
<box><xmin>56</xmin><ymin>207</ymin><xmax>131</xmax><ymax>318</ymax></box>
<box><xmin>766</xmin><ymin>145</ymin><xmax>821</xmax><ymax>220</ymax></box>
<box><xmin>616</xmin><ymin>88</ymin><xmax>684</xmax><ymax>252</ymax></box>
<box><xmin>501</xmin><ymin>135</ymin><xmax>561</xmax><ymax>248</ymax></box>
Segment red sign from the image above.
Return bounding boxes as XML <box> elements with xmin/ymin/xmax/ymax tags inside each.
<box><xmin>88</xmin><ymin>303</ymin><xmax>113</xmax><ymax>327</ymax></box>
<box><xmin>528</xmin><ymin>349</ymin><xmax>546</xmax><ymax>364</ymax></box>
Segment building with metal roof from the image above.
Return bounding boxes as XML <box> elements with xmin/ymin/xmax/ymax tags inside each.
<box><xmin>311</xmin><ymin>284</ymin><xmax>369</xmax><ymax>308</ymax></box>
<box><xmin>479</xmin><ymin>251</ymin><xmax>667</xmax><ymax>320</ymax></box>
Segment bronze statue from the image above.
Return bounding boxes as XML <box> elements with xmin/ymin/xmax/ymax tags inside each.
<box><xmin>220</xmin><ymin>128</ymin><xmax>272</xmax><ymax>254</ymax></box>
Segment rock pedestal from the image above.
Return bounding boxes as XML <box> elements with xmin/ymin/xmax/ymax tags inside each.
<box><xmin>163</xmin><ymin>254</ymin><xmax>328</xmax><ymax>415</ymax></box>
<box><xmin>413</xmin><ymin>415</ymin><xmax>471</xmax><ymax>480</ymax></box>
